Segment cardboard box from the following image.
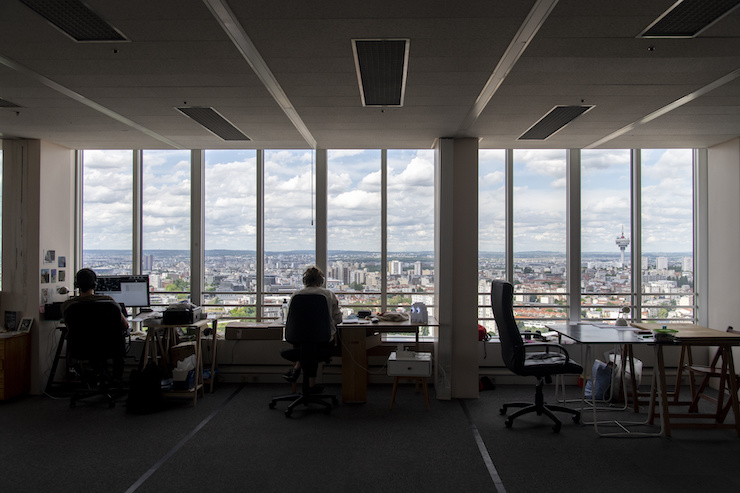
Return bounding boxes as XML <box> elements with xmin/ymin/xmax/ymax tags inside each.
<box><xmin>225</xmin><ymin>322</ymin><xmax>283</xmax><ymax>341</ymax></box>
<box><xmin>170</xmin><ymin>341</ymin><xmax>195</xmax><ymax>363</ymax></box>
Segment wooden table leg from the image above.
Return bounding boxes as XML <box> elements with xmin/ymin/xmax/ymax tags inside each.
<box><xmin>341</xmin><ymin>327</ymin><xmax>367</xmax><ymax>403</ymax></box>
<box><xmin>656</xmin><ymin>344</ymin><xmax>671</xmax><ymax>437</ymax></box>
<box><xmin>389</xmin><ymin>377</ymin><xmax>399</xmax><ymax>409</ymax></box>
<box><xmin>722</xmin><ymin>346</ymin><xmax>740</xmax><ymax>437</ymax></box>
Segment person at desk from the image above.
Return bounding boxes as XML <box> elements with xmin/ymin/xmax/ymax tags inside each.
<box><xmin>281</xmin><ymin>266</ymin><xmax>343</xmax><ymax>391</ymax></box>
<box><xmin>62</xmin><ymin>268</ymin><xmax>129</xmax><ymax>335</ymax></box>
<box><xmin>62</xmin><ymin>268</ymin><xmax>130</xmax><ymax>385</ymax></box>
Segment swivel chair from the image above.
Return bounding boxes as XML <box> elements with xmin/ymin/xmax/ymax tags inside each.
<box><xmin>63</xmin><ymin>299</ymin><xmax>128</xmax><ymax>408</ymax></box>
<box><xmin>269</xmin><ymin>293</ymin><xmax>339</xmax><ymax>417</ymax></box>
<box><xmin>491</xmin><ymin>280</ymin><xmax>582</xmax><ymax>432</ymax></box>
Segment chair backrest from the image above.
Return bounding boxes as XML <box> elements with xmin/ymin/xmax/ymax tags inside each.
<box><xmin>491</xmin><ymin>280</ymin><xmax>526</xmax><ymax>374</ymax></box>
<box><xmin>284</xmin><ymin>293</ymin><xmax>332</xmax><ymax>345</ymax></box>
<box><xmin>64</xmin><ymin>300</ymin><xmax>124</xmax><ymax>360</ymax></box>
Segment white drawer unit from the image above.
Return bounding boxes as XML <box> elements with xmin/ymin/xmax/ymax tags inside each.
<box><xmin>387</xmin><ymin>351</ymin><xmax>432</xmax><ymax>377</ymax></box>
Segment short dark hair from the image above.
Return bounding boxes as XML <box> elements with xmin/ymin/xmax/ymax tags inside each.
<box><xmin>75</xmin><ymin>268</ymin><xmax>97</xmax><ymax>292</ymax></box>
<box><xmin>302</xmin><ymin>266</ymin><xmax>324</xmax><ymax>287</ymax></box>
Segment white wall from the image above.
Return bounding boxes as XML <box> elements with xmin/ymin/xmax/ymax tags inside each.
<box><xmin>2</xmin><ymin>139</ymin><xmax>74</xmax><ymax>393</ymax></box>
<box><xmin>707</xmin><ymin>138</ymin><xmax>740</xmax><ymax>333</ymax></box>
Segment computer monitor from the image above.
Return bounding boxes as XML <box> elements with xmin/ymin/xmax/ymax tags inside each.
<box><xmin>96</xmin><ymin>275</ymin><xmax>150</xmax><ymax>308</ymax></box>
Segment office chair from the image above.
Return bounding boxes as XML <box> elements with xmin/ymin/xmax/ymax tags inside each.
<box><xmin>63</xmin><ymin>299</ymin><xmax>128</xmax><ymax>408</ymax></box>
<box><xmin>491</xmin><ymin>280</ymin><xmax>582</xmax><ymax>432</ymax></box>
<box><xmin>269</xmin><ymin>293</ymin><xmax>339</xmax><ymax>417</ymax></box>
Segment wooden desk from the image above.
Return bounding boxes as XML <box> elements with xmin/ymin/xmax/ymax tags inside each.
<box><xmin>340</xmin><ymin>317</ymin><xmax>437</xmax><ymax>403</ymax></box>
<box><xmin>632</xmin><ymin>323</ymin><xmax>740</xmax><ymax>437</ymax></box>
<box><xmin>142</xmin><ymin>319</ymin><xmax>210</xmax><ymax>406</ymax></box>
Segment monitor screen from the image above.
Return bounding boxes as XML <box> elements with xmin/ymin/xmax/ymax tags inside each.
<box><xmin>96</xmin><ymin>275</ymin><xmax>150</xmax><ymax>308</ymax></box>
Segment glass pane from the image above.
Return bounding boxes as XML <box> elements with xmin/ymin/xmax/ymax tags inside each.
<box><xmin>513</xmin><ymin>150</ymin><xmax>567</xmax><ymax>331</ymax></box>
<box><xmin>264</xmin><ymin>150</ymin><xmax>315</xmax><ymax>320</ymax></box>
<box><xmin>142</xmin><ymin>150</ymin><xmax>191</xmax><ymax>305</ymax></box>
<box><xmin>327</xmin><ymin>150</ymin><xmax>381</xmax><ymax>317</ymax></box>
<box><xmin>641</xmin><ymin>149</ymin><xmax>694</xmax><ymax>321</ymax></box>
<box><xmin>81</xmin><ymin>150</ymin><xmax>133</xmax><ymax>274</ymax></box>
<box><xmin>388</xmin><ymin>150</ymin><xmax>435</xmax><ymax>335</ymax></box>
<box><xmin>478</xmin><ymin>150</ymin><xmax>506</xmax><ymax>335</ymax></box>
<box><xmin>581</xmin><ymin>149</ymin><xmax>632</xmax><ymax>323</ymax></box>
<box><xmin>204</xmin><ymin>150</ymin><xmax>257</xmax><ymax>322</ymax></box>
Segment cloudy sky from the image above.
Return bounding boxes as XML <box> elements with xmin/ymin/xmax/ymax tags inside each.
<box><xmin>82</xmin><ymin>147</ymin><xmax>692</xmax><ymax>254</ymax></box>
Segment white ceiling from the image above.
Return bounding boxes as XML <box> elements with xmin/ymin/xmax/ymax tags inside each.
<box><xmin>0</xmin><ymin>0</ymin><xmax>738</xmax><ymax>150</ymax></box>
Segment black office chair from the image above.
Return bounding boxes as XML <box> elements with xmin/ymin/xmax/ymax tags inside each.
<box><xmin>491</xmin><ymin>280</ymin><xmax>582</xmax><ymax>432</ymax></box>
<box><xmin>269</xmin><ymin>293</ymin><xmax>339</xmax><ymax>417</ymax></box>
<box><xmin>64</xmin><ymin>299</ymin><xmax>128</xmax><ymax>408</ymax></box>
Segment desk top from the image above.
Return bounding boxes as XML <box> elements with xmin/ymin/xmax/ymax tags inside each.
<box><xmin>143</xmin><ymin>319</ymin><xmax>211</xmax><ymax>329</ymax></box>
<box><xmin>547</xmin><ymin>323</ymin><xmax>648</xmax><ymax>344</ymax></box>
<box><xmin>340</xmin><ymin>316</ymin><xmax>438</xmax><ymax>328</ymax></box>
<box><xmin>631</xmin><ymin>323</ymin><xmax>740</xmax><ymax>345</ymax></box>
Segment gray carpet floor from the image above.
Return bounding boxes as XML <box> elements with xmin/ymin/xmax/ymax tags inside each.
<box><xmin>1</xmin><ymin>382</ymin><xmax>738</xmax><ymax>493</ymax></box>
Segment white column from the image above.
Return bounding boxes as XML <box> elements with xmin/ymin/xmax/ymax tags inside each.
<box><xmin>435</xmin><ymin>138</ymin><xmax>479</xmax><ymax>400</ymax></box>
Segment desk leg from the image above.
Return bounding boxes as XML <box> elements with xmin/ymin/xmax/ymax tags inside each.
<box><xmin>341</xmin><ymin>328</ymin><xmax>367</xmax><ymax>403</ymax></box>
<box><xmin>45</xmin><ymin>328</ymin><xmax>68</xmax><ymax>394</ymax></box>
<box><xmin>209</xmin><ymin>320</ymin><xmax>218</xmax><ymax>393</ymax></box>
<box><xmin>656</xmin><ymin>344</ymin><xmax>671</xmax><ymax>437</ymax></box>
<box><xmin>723</xmin><ymin>347</ymin><xmax>740</xmax><ymax>437</ymax></box>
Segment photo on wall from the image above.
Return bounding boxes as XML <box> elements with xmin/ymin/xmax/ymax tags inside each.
<box><xmin>59</xmin><ymin>270</ymin><xmax>66</xmax><ymax>282</ymax></box>
<box><xmin>44</xmin><ymin>250</ymin><xmax>55</xmax><ymax>263</ymax></box>
<box><xmin>40</xmin><ymin>269</ymin><xmax>50</xmax><ymax>284</ymax></box>
<box><xmin>51</xmin><ymin>269</ymin><xmax>57</xmax><ymax>283</ymax></box>
<box><xmin>58</xmin><ymin>256</ymin><xmax>66</xmax><ymax>268</ymax></box>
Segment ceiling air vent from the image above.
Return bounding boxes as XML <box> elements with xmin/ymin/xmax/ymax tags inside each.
<box><xmin>176</xmin><ymin>107</ymin><xmax>251</xmax><ymax>141</ymax></box>
<box><xmin>19</xmin><ymin>0</ymin><xmax>128</xmax><ymax>42</ymax></box>
<box><xmin>352</xmin><ymin>39</ymin><xmax>410</xmax><ymax>107</ymax></box>
<box><xmin>518</xmin><ymin>105</ymin><xmax>594</xmax><ymax>140</ymax></box>
<box><xmin>638</xmin><ymin>0</ymin><xmax>740</xmax><ymax>38</ymax></box>
<box><xmin>0</xmin><ymin>98</ymin><xmax>21</xmax><ymax>108</ymax></box>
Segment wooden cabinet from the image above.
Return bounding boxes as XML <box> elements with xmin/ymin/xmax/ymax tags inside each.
<box><xmin>0</xmin><ymin>332</ymin><xmax>31</xmax><ymax>400</ymax></box>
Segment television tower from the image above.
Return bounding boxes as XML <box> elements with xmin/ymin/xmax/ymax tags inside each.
<box><xmin>615</xmin><ymin>225</ymin><xmax>630</xmax><ymax>267</ymax></box>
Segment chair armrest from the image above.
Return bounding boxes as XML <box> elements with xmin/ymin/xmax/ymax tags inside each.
<box><xmin>523</xmin><ymin>342</ymin><xmax>572</xmax><ymax>361</ymax></box>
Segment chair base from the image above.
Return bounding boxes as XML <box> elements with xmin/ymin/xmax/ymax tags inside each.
<box><xmin>70</xmin><ymin>383</ymin><xmax>127</xmax><ymax>409</ymax></box>
<box><xmin>500</xmin><ymin>380</ymin><xmax>580</xmax><ymax>433</ymax></box>
<box><xmin>269</xmin><ymin>388</ymin><xmax>338</xmax><ymax>417</ymax></box>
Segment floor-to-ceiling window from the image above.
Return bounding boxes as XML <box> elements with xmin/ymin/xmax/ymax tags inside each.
<box><xmin>327</xmin><ymin>150</ymin><xmax>381</xmax><ymax>315</ymax></box>
<box><xmin>512</xmin><ymin>149</ymin><xmax>568</xmax><ymax>330</ymax></box>
<box><xmin>640</xmin><ymin>149</ymin><xmax>694</xmax><ymax>321</ymax></box>
<box><xmin>581</xmin><ymin>149</ymin><xmax>632</xmax><ymax>323</ymax></box>
<box><xmin>387</xmin><ymin>149</ymin><xmax>435</xmax><ymax>335</ymax></box>
<box><xmin>142</xmin><ymin>150</ymin><xmax>191</xmax><ymax>305</ymax></box>
<box><xmin>203</xmin><ymin>150</ymin><xmax>257</xmax><ymax>323</ymax></box>
<box><xmin>478</xmin><ymin>150</ymin><xmax>506</xmax><ymax>336</ymax></box>
<box><xmin>477</xmin><ymin>148</ymin><xmax>697</xmax><ymax>335</ymax></box>
<box><xmin>263</xmin><ymin>150</ymin><xmax>316</xmax><ymax>320</ymax></box>
<box><xmin>81</xmin><ymin>150</ymin><xmax>133</xmax><ymax>273</ymax></box>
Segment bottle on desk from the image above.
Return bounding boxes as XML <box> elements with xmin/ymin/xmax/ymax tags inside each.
<box><xmin>280</xmin><ymin>299</ymin><xmax>289</xmax><ymax>324</ymax></box>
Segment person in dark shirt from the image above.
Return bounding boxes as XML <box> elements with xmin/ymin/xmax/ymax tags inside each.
<box><xmin>62</xmin><ymin>268</ymin><xmax>129</xmax><ymax>334</ymax></box>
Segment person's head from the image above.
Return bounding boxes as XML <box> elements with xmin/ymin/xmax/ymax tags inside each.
<box><xmin>302</xmin><ymin>266</ymin><xmax>324</xmax><ymax>287</ymax></box>
<box><xmin>75</xmin><ymin>268</ymin><xmax>98</xmax><ymax>293</ymax></box>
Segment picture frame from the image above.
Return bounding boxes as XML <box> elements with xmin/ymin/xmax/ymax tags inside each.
<box><xmin>18</xmin><ymin>318</ymin><xmax>33</xmax><ymax>333</ymax></box>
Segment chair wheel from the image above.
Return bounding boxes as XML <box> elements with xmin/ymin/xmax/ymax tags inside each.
<box><xmin>284</xmin><ymin>408</ymin><xmax>293</xmax><ymax>418</ymax></box>
<box><xmin>269</xmin><ymin>402</ymin><xmax>276</xmax><ymax>409</ymax></box>
<box><xmin>572</xmin><ymin>414</ymin><xmax>580</xmax><ymax>424</ymax></box>
<box><xmin>499</xmin><ymin>407</ymin><xmax>506</xmax><ymax>415</ymax></box>
<box><xmin>504</xmin><ymin>418</ymin><xmax>513</xmax><ymax>428</ymax></box>
<box><xmin>552</xmin><ymin>422</ymin><xmax>561</xmax><ymax>433</ymax></box>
